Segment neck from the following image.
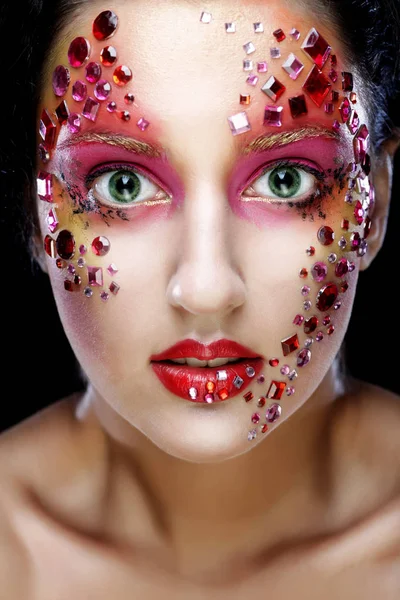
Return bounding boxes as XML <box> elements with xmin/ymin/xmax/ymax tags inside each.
<box><xmin>76</xmin><ymin>358</ymin><xmax>348</xmax><ymax>582</ymax></box>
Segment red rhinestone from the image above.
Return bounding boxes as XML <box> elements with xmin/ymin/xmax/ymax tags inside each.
<box><xmin>273</xmin><ymin>28</ymin><xmax>286</xmax><ymax>42</ymax></box>
<box><xmin>289</xmin><ymin>94</ymin><xmax>308</xmax><ymax>118</ymax></box>
<box><xmin>342</xmin><ymin>72</ymin><xmax>354</xmax><ymax>92</ymax></box>
<box><xmin>257</xmin><ymin>397</ymin><xmax>266</xmax><ymax>408</ymax></box>
<box><xmin>91</xmin><ymin>236</ymin><xmax>110</xmax><ymax>256</ymax></box>
<box><xmin>317</xmin><ymin>226</ymin><xmax>335</xmax><ymax>246</ymax></box>
<box><xmin>113</xmin><ymin>65</ymin><xmax>133</xmax><ymax>86</ymax></box>
<box><xmin>44</xmin><ymin>235</ymin><xmax>56</xmax><ymax>258</ymax></box>
<box><xmin>56</xmin><ymin>230</ymin><xmax>76</xmax><ymax>260</ymax></box>
<box><xmin>340</xmin><ymin>281</ymin><xmax>349</xmax><ymax>293</ymax></box>
<box><xmin>68</xmin><ymin>37</ymin><xmax>90</xmax><ymax>68</ymax></box>
<box><xmin>323</xmin><ymin>316</ymin><xmax>331</xmax><ymax>326</ymax></box>
<box><xmin>327</xmin><ymin>325</ymin><xmax>335</xmax><ymax>336</ymax></box>
<box><xmin>281</xmin><ymin>334</ymin><xmax>300</xmax><ymax>357</ymax></box>
<box><xmin>244</xmin><ymin>392</ymin><xmax>254</xmax><ymax>402</ymax></box>
<box><xmin>56</xmin><ymin>258</ymin><xmax>65</xmax><ymax>269</ymax></box>
<box><xmin>252</xmin><ymin>413</ymin><xmax>261</xmax><ymax>424</ymax></box>
<box><xmin>306</xmin><ymin>246</ymin><xmax>315</xmax><ymax>257</ymax></box>
<box><xmin>64</xmin><ymin>280</ymin><xmax>74</xmax><ymax>292</ymax></box>
<box><xmin>267</xmin><ymin>381</ymin><xmax>286</xmax><ymax>400</ymax></box>
<box><xmin>316</xmin><ymin>283</ymin><xmax>338</xmax><ymax>312</ymax></box>
<box><xmin>100</xmin><ymin>45</ymin><xmax>117</xmax><ymax>66</ymax></box>
<box><xmin>335</xmin><ymin>258</ymin><xmax>349</xmax><ymax>278</ymax></box>
<box><xmin>218</xmin><ymin>388</ymin><xmax>229</xmax><ymax>400</ymax></box>
<box><xmin>55</xmin><ymin>100</ymin><xmax>70</xmax><ymax>125</ymax></box>
<box><xmin>301</xmin><ymin>28</ymin><xmax>331</xmax><ymax>68</ymax></box>
<box><xmin>299</xmin><ymin>268</ymin><xmax>308</xmax><ymax>279</ymax></box>
<box><xmin>93</xmin><ymin>10</ymin><xmax>119</xmax><ymax>41</ymax></box>
<box><xmin>269</xmin><ymin>358</ymin><xmax>279</xmax><ymax>367</ymax></box>
<box><xmin>304</xmin><ymin>316</ymin><xmax>318</xmax><ymax>334</ymax></box>
<box><xmin>39</xmin><ymin>109</ymin><xmax>57</xmax><ymax>150</ymax></box>
<box><xmin>261</xmin><ymin>424</ymin><xmax>268</xmax><ymax>433</ymax></box>
<box><xmin>303</xmin><ymin>65</ymin><xmax>331</xmax><ymax>108</ymax></box>
<box><xmin>206</xmin><ymin>381</ymin><xmax>215</xmax><ymax>393</ymax></box>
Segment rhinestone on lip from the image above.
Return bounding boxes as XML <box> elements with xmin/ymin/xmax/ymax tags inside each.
<box><xmin>282</xmin><ymin>53</ymin><xmax>304</xmax><ymax>80</ymax></box>
<box><xmin>228</xmin><ymin>112</ymin><xmax>251</xmax><ymax>136</ymax></box>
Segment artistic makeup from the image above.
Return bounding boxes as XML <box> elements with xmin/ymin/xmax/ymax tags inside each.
<box><xmin>36</xmin><ymin>7</ymin><xmax>374</xmax><ymax>449</ymax></box>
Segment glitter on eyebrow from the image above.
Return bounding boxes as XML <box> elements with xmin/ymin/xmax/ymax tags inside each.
<box><xmin>240</xmin><ymin>125</ymin><xmax>341</xmax><ymax>155</ymax></box>
<box><xmin>57</xmin><ymin>132</ymin><xmax>163</xmax><ymax>158</ymax></box>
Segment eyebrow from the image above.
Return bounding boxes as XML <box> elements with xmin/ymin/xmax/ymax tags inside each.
<box><xmin>56</xmin><ymin>124</ymin><xmax>341</xmax><ymax>159</ymax></box>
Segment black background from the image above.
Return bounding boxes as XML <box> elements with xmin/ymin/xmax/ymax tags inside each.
<box><xmin>1</xmin><ymin>149</ymin><xmax>399</xmax><ymax>433</ymax></box>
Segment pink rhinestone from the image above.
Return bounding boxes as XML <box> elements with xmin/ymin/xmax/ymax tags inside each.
<box><xmin>67</xmin><ymin>264</ymin><xmax>76</xmax><ymax>275</ymax></box>
<box><xmin>328</xmin><ymin>69</ymin><xmax>338</xmax><ymax>83</ymax></box>
<box><xmin>324</xmin><ymin>103</ymin><xmax>334</xmax><ymax>114</ymax></box>
<box><xmin>246</xmin><ymin>74</ymin><xmax>259</xmax><ymax>86</ymax></box>
<box><xmin>107</xmin><ymin>263</ymin><xmax>118</xmax><ymax>276</ymax></box>
<box><xmin>293</xmin><ymin>314</ymin><xmax>305</xmax><ymax>326</ymax></box>
<box><xmin>339</xmin><ymin>98</ymin><xmax>351</xmax><ymax>122</ymax></box>
<box><xmin>72</xmin><ymin>80</ymin><xmax>87</xmax><ymax>102</ymax></box>
<box><xmin>94</xmin><ymin>79</ymin><xmax>111</xmax><ymax>101</ymax></box>
<box><xmin>205</xmin><ymin>393</ymin><xmax>214</xmax><ymax>404</ymax></box>
<box><xmin>301</xmin><ymin>285</ymin><xmax>311</xmax><ymax>296</ymax></box>
<box><xmin>286</xmin><ymin>387</ymin><xmax>295</xmax><ymax>396</ymax></box>
<box><xmin>354</xmin><ymin>201</ymin><xmax>365</xmax><ymax>225</ymax></box>
<box><xmin>39</xmin><ymin>109</ymin><xmax>57</xmax><ymax>149</ymax></box>
<box><xmin>107</xmin><ymin>101</ymin><xmax>117</xmax><ymax>113</ymax></box>
<box><xmin>316</xmin><ymin>332</ymin><xmax>324</xmax><ymax>342</ymax></box>
<box><xmin>257</xmin><ymin>61</ymin><xmax>268</xmax><ymax>73</ymax></box>
<box><xmin>332</xmin><ymin>119</ymin><xmax>340</xmax><ymax>132</ymax></box>
<box><xmin>52</xmin><ymin>65</ymin><xmax>70</xmax><ymax>97</ymax></box>
<box><xmin>280</xmin><ymin>365</ymin><xmax>290</xmax><ymax>376</ymax></box>
<box><xmin>46</xmin><ymin>208</ymin><xmax>59</xmax><ymax>233</ymax></box>
<box><xmin>311</xmin><ymin>262</ymin><xmax>328</xmax><ymax>282</ymax></box>
<box><xmin>85</xmin><ymin>62</ymin><xmax>102</xmax><ymax>83</ymax></box>
<box><xmin>243</xmin><ymin>59</ymin><xmax>253</xmax><ymax>71</ymax></box>
<box><xmin>100</xmin><ymin>292</ymin><xmax>110</xmax><ymax>302</ymax></box>
<box><xmin>289</xmin><ymin>28</ymin><xmax>301</xmax><ymax>41</ymax></box>
<box><xmin>301</xmin><ymin>27</ymin><xmax>331</xmax><ymax>68</ymax></box>
<box><xmin>68</xmin><ymin>37</ymin><xmax>90</xmax><ymax>68</ymax></box>
<box><xmin>37</xmin><ymin>171</ymin><xmax>53</xmax><ymax>202</ymax></box>
<box><xmin>264</xmin><ymin>105</ymin><xmax>283</xmax><ymax>127</ymax></box>
<box><xmin>87</xmin><ymin>266</ymin><xmax>103</xmax><ymax>287</ymax></box>
<box><xmin>228</xmin><ymin>112</ymin><xmax>251</xmax><ymax>136</ymax></box>
<box><xmin>137</xmin><ymin>117</ymin><xmax>150</xmax><ymax>131</ymax></box>
<box><xmin>78</xmin><ymin>258</ymin><xmax>86</xmax><ymax>268</ymax></box>
<box><xmin>266</xmin><ymin>403</ymin><xmax>282</xmax><ymax>423</ymax></box>
<box><xmin>282</xmin><ymin>53</ymin><xmax>304</xmax><ymax>80</ymax></box>
<box><xmin>347</xmin><ymin>110</ymin><xmax>360</xmax><ymax>135</ymax></box>
<box><xmin>79</xmin><ymin>244</ymin><xmax>87</xmax><ymax>255</ymax></box>
<box><xmin>297</xmin><ymin>348</ymin><xmax>311</xmax><ymax>368</ymax></box>
<box><xmin>82</xmin><ymin>97</ymin><xmax>100</xmax><ymax>122</ymax></box>
<box><xmin>109</xmin><ymin>282</ymin><xmax>120</xmax><ymax>295</ymax></box>
<box><xmin>67</xmin><ymin>113</ymin><xmax>81</xmax><ymax>134</ymax></box>
<box><xmin>125</xmin><ymin>93</ymin><xmax>134</xmax><ymax>104</ymax></box>
<box><xmin>225</xmin><ymin>22</ymin><xmax>236</xmax><ymax>33</ymax></box>
<box><xmin>251</xmin><ymin>413</ymin><xmax>261</xmax><ymax>424</ymax></box>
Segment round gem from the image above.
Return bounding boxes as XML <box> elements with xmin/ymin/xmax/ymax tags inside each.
<box><xmin>100</xmin><ymin>45</ymin><xmax>117</xmax><ymax>66</ymax></box>
<box><xmin>94</xmin><ymin>79</ymin><xmax>111</xmax><ymax>101</ymax></box>
<box><xmin>52</xmin><ymin>65</ymin><xmax>70</xmax><ymax>97</ymax></box>
<box><xmin>93</xmin><ymin>10</ymin><xmax>119</xmax><ymax>41</ymax></box>
<box><xmin>327</xmin><ymin>325</ymin><xmax>335</xmax><ymax>335</ymax></box>
<box><xmin>311</xmin><ymin>262</ymin><xmax>328</xmax><ymax>283</ymax></box>
<box><xmin>316</xmin><ymin>332</ymin><xmax>324</xmax><ymax>342</ymax></box>
<box><xmin>334</xmin><ymin>302</ymin><xmax>342</xmax><ymax>310</ymax></box>
<box><xmin>266</xmin><ymin>403</ymin><xmax>282</xmax><ymax>423</ymax></box>
<box><xmin>280</xmin><ymin>365</ymin><xmax>290</xmax><ymax>376</ymax></box>
<box><xmin>304</xmin><ymin>300</ymin><xmax>312</xmax><ymax>311</ymax></box>
<box><xmin>328</xmin><ymin>253</ymin><xmax>337</xmax><ymax>264</ymax></box>
<box><xmin>77</xmin><ymin>258</ymin><xmax>86</xmax><ymax>268</ymax></box>
<box><xmin>125</xmin><ymin>93</ymin><xmax>135</xmax><ymax>104</ymax></box>
<box><xmin>68</xmin><ymin>37</ymin><xmax>90</xmax><ymax>68</ymax></box>
<box><xmin>252</xmin><ymin>413</ymin><xmax>261</xmax><ymax>424</ymax></box>
<box><xmin>246</xmin><ymin>366</ymin><xmax>256</xmax><ymax>377</ymax></box>
<box><xmin>113</xmin><ymin>65</ymin><xmax>133</xmax><ymax>86</ymax></box>
<box><xmin>67</xmin><ymin>113</ymin><xmax>81</xmax><ymax>134</ymax></box>
<box><xmin>317</xmin><ymin>226</ymin><xmax>335</xmax><ymax>246</ymax></box>
<box><xmin>297</xmin><ymin>348</ymin><xmax>311</xmax><ymax>368</ymax></box>
<box><xmin>100</xmin><ymin>292</ymin><xmax>110</xmax><ymax>302</ymax></box>
<box><xmin>335</xmin><ymin>258</ymin><xmax>349</xmax><ymax>278</ymax></box>
<box><xmin>306</xmin><ymin>246</ymin><xmax>315</xmax><ymax>257</ymax></box>
<box><xmin>56</xmin><ymin>230</ymin><xmax>75</xmax><ymax>260</ymax></box>
<box><xmin>248</xmin><ymin>430</ymin><xmax>257</xmax><ymax>441</ymax></box>
<box><xmin>286</xmin><ymin>387</ymin><xmax>295</xmax><ymax>396</ymax></box>
<box><xmin>85</xmin><ymin>62</ymin><xmax>102</xmax><ymax>83</ymax></box>
<box><xmin>288</xmin><ymin>370</ymin><xmax>298</xmax><ymax>381</ymax></box>
<box><xmin>316</xmin><ymin>283</ymin><xmax>338</xmax><ymax>312</ymax></box>
<box><xmin>304</xmin><ymin>316</ymin><xmax>318</xmax><ymax>334</ymax></box>
<box><xmin>189</xmin><ymin>387</ymin><xmax>198</xmax><ymax>400</ymax></box>
<box><xmin>257</xmin><ymin>397</ymin><xmax>266</xmax><ymax>407</ymax></box>
<box><xmin>299</xmin><ymin>268</ymin><xmax>308</xmax><ymax>279</ymax></box>
<box><xmin>91</xmin><ymin>236</ymin><xmax>110</xmax><ymax>256</ymax></box>
<box><xmin>120</xmin><ymin>110</ymin><xmax>131</xmax><ymax>121</ymax></box>
<box><xmin>301</xmin><ymin>286</ymin><xmax>311</xmax><ymax>296</ymax></box>
<box><xmin>338</xmin><ymin>237</ymin><xmax>347</xmax><ymax>250</ymax></box>
<box><xmin>304</xmin><ymin>338</ymin><xmax>314</xmax><ymax>348</ymax></box>
<box><xmin>293</xmin><ymin>315</ymin><xmax>304</xmax><ymax>326</ymax></box>
<box><xmin>206</xmin><ymin>381</ymin><xmax>215</xmax><ymax>392</ymax></box>
<box><xmin>72</xmin><ymin>80</ymin><xmax>87</xmax><ymax>102</ymax></box>
<box><xmin>269</xmin><ymin>358</ymin><xmax>279</xmax><ymax>367</ymax></box>
<box><xmin>84</xmin><ymin>287</ymin><xmax>93</xmax><ymax>298</ymax></box>
<box><xmin>67</xmin><ymin>264</ymin><xmax>76</xmax><ymax>275</ymax></box>
<box><xmin>56</xmin><ymin>258</ymin><xmax>66</xmax><ymax>269</ymax></box>
<box><xmin>205</xmin><ymin>393</ymin><xmax>214</xmax><ymax>404</ymax></box>
<box><xmin>107</xmin><ymin>101</ymin><xmax>117</xmax><ymax>113</ymax></box>
<box><xmin>322</xmin><ymin>316</ymin><xmax>331</xmax><ymax>326</ymax></box>
<box><xmin>257</xmin><ymin>375</ymin><xmax>265</xmax><ymax>384</ymax></box>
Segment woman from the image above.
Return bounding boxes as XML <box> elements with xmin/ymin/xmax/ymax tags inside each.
<box><xmin>1</xmin><ymin>0</ymin><xmax>400</xmax><ymax>597</ymax></box>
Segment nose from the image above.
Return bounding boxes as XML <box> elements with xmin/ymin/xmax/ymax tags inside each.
<box><xmin>166</xmin><ymin>179</ymin><xmax>247</xmax><ymax>319</ymax></box>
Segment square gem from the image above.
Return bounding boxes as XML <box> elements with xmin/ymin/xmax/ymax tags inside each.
<box><xmin>243</xmin><ymin>41</ymin><xmax>256</xmax><ymax>54</ymax></box>
<box><xmin>270</xmin><ymin>47</ymin><xmax>281</xmax><ymax>59</ymax></box>
<box><xmin>200</xmin><ymin>11</ymin><xmax>212</xmax><ymax>23</ymax></box>
<box><xmin>257</xmin><ymin>61</ymin><xmax>268</xmax><ymax>73</ymax></box>
<box><xmin>227</xmin><ymin>112</ymin><xmax>251</xmax><ymax>136</ymax></box>
<box><xmin>290</xmin><ymin>28</ymin><xmax>301</xmax><ymax>41</ymax></box>
<box><xmin>243</xmin><ymin>59</ymin><xmax>253</xmax><ymax>71</ymax></box>
<box><xmin>282</xmin><ymin>53</ymin><xmax>304</xmax><ymax>80</ymax></box>
<box><xmin>87</xmin><ymin>266</ymin><xmax>103</xmax><ymax>287</ymax></box>
<box><xmin>261</xmin><ymin>75</ymin><xmax>286</xmax><ymax>101</ymax></box>
<box><xmin>225</xmin><ymin>22</ymin><xmax>236</xmax><ymax>33</ymax></box>
<box><xmin>289</xmin><ymin>94</ymin><xmax>308</xmax><ymax>118</ymax></box>
<box><xmin>264</xmin><ymin>105</ymin><xmax>283</xmax><ymax>127</ymax></box>
<box><xmin>82</xmin><ymin>97</ymin><xmax>100</xmax><ymax>122</ymax></box>
<box><xmin>137</xmin><ymin>117</ymin><xmax>150</xmax><ymax>131</ymax></box>
<box><xmin>246</xmin><ymin>74</ymin><xmax>259</xmax><ymax>86</ymax></box>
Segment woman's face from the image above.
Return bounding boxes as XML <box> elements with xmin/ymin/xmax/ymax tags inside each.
<box><xmin>37</xmin><ymin>0</ymin><xmax>374</xmax><ymax>461</ymax></box>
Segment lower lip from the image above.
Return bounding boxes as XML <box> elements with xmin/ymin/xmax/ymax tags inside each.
<box><xmin>151</xmin><ymin>358</ymin><xmax>264</xmax><ymax>403</ymax></box>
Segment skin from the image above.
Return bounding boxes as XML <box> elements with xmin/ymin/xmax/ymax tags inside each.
<box><xmin>1</xmin><ymin>0</ymin><xmax>400</xmax><ymax>597</ymax></box>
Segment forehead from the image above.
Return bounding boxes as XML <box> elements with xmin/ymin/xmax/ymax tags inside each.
<box><xmin>42</xmin><ymin>0</ymin><xmax>363</xmax><ymax>167</ymax></box>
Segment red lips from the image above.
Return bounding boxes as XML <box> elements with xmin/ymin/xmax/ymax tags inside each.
<box><xmin>150</xmin><ymin>339</ymin><xmax>264</xmax><ymax>403</ymax></box>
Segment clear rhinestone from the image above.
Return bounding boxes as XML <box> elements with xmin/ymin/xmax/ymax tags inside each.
<box><xmin>253</xmin><ymin>22</ymin><xmax>264</xmax><ymax>33</ymax></box>
<box><xmin>233</xmin><ymin>376</ymin><xmax>244</xmax><ymax>389</ymax></box>
<box><xmin>228</xmin><ymin>112</ymin><xmax>251</xmax><ymax>136</ymax></box>
<box><xmin>200</xmin><ymin>11</ymin><xmax>212</xmax><ymax>23</ymax></box>
<box><xmin>225</xmin><ymin>22</ymin><xmax>236</xmax><ymax>33</ymax></box>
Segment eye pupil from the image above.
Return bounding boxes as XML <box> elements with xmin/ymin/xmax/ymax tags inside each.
<box><xmin>269</xmin><ymin>167</ymin><xmax>301</xmax><ymax>198</ymax></box>
<box><xmin>109</xmin><ymin>170</ymin><xmax>140</xmax><ymax>203</ymax></box>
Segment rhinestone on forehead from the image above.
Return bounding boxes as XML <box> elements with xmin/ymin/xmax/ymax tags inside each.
<box><xmin>261</xmin><ymin>76</ymin><xmax>286</xmax><ymax>101</ymax></box>
<box><xmin>282</xmin><ymin>53</ymin><xmax>304</xmax><ymax>80</ymax></box>
<box><xmin>301</xmin><ymin>28</ymin><xmax>331</xmax><ymax>68</ymax></box>
<box><xmin>264</xmin><ymin>106</ymin><xmax>283</xmax><ymax>127</ymax></box>
<box><xmin>228</xmin><ymin>112</ymin><xmax>251</xmax><ymax>136</ymax></box>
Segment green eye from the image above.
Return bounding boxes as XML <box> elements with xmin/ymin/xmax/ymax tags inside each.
<box><xmin>108</xmin><ymin>171</ymin><xmax>141</xmax><ymax>203</ymax></box>
<box><xmin>268</xmin><ymin>166</ymin><xmax>301</xmax><ymax>199</ymax></box>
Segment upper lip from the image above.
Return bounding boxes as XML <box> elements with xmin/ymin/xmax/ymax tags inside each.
<box><xmin>150</xmin><ymin>338</ymin><xmax>262</xmax><ymax>361</ymax></box>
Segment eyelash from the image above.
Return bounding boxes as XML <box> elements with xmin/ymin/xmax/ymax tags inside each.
<box><xmin>83</xmin><ymin>159</ymin><xmax>328</xmax><ymax>211</ymax></box>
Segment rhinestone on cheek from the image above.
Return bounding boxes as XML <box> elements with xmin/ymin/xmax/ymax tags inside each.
<box><xmin>107</xmin><ymin>101</ymin><xmax>117</xmax><ymax>113</ymax></box>
<box><xmin>55</xmin><ymin>100</ymin><xmax>70</xmax><ymax>124</ymax></box>
<box><xmin>316</xmin><ymin>283</ymin><xmax>339</xmax><ymax>312</ymax></box>
<box><xmin>273</xmin><ymin>28</ymin><xmax>286</xmax><ymax>42</ymax></box>
<box><xmin>107</xmin><ymin>263</ymin><xmax>118</xmax><ymax>276</ymax></box>
<box><xmin>297</xmin><ymin>348</ymin><xmax>311</xmax><ymax>368</ymax></box>
<box><xmin>37</xmin><ymin>171</ymin><xmax>53</xmax><ymax>202</ymax></box>
<box><xmin>240</xmin><ymin>94</ymin><xmax>251</xmax><ymax>105</ymax></box>
<box><xmin>52</xmin><ymin>65</ymin><xmax>70</xmax><ymax>97</ymax></box>
<box><xmin>68</xmin><ymin>37</ymin><xmax>91</xmax><ymax>68</ymax></box>
<box><xmin>44</xmin><ymin>235</ymin><xmax>56</xmax><ymax>258</ymax></box>
<box><xmin>91</xmin><ymin>236</ymin><xmax>110</xmax><ymax>256</ymax></box>
<box><xmin>266</xmin><ymin>403</ymin><xmax>282</xmax><ymax>423</ymax></box>
<box><xmin>225</xmin><ymin>22</ymin><xmax>236</xmax><ymax>33</ymax></box>
<box><xmin>113</xmin><ymin>65</ymin><xmax>133</xmax><ymax>86</ymax></box>
<box><xmin>257</xmin><ymin>375</ymin><xmax>265</xmax><ymax>384</ymax></box>
<box><xmin>56</xmin><ymin>230</ymin><xmax>76</xmax><ymax>260</ymax></box>
<box><xmin>317</xmin><ymin>226</ymin><xmax>335</xmax><ymax>246</ymax></box>
<box><xmin>87</xmin><ymin>266</ymin><xmax>104</xmax><ymax>287</ymax></box>
<box><xmin>243</xmin><ymin>42</ymin><xmax>256</xmax><ymax>54</ymax></box>
<box><xmin>281</xmin><ymin>334</ymin><xmax>300</xmax><ymax>357</ymax></box>
<box><xmin>94</xmin><ymin>80</ymin><xmax>111</xmax><ymax>101</ymax></box>
<box><xmin>39</xmin><ymin>109</ymin><xmax>57</xmax><ymax>150</ymax></box>
<box><xmin>67</xmin><ymin>113</ymin><xmax>81</xmax><ymax>134</ymax></box>
<box><xmin>311</xmin><ymin>262</ymin><xmax>328</xmax><ymax>282</ymax></box>
<box><xmin>246</xmin><ymin>75</ymin><xmax>259</xmax><ymax>86</ymax></box>
<box><xmin>257</xmin><ymin>62</ymin><xmax>268</xmax><ymax>73</ymax></box>
<box><xmin>93</xmin><ymin>10</ymin><xmax>119</xmax><ymax>40</ymax></box>
<box><xmin>125</xmin><ymin>93</ymin><xmax>135</xmax><ymax>105</ymax></box>
<box><xmin>244</xmin><ymin>392</ymin><xmax>254</xmax><ymax>402</ymax></box>
<box><xmin>82</xmin><ymin>97</ymin><xmax>100</xmax><ymax>122</ymax></box>
<box><xmin>46</xmin><ymin>208</ymin><xmax>59</xmax><ymax>233</ymax></box>
<box><xmin>290</xmin><ymin>28</ymin><xmax>301</xmax><ymax>40</ymax></box>
<box><xmin>267</xmin><ymin>382</ymin><xmax>286</xmax><ymax>401</ymax></box>
<box><xmin>72</xmin><ymin>80</ymin><xmax>87</xmax><ymax>102</ymax></box>
<box><xmin>304</xmin><ymin>316</ymin><xmax>318</xmax><ymax>334</ymax></box>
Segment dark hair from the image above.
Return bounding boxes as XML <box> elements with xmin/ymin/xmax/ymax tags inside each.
<box><xmin>1</xmin><ymin>0</ymin><xmax>399</xmax><ymax>253</ymax></box>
